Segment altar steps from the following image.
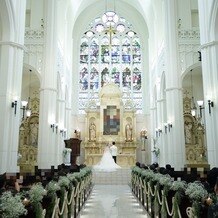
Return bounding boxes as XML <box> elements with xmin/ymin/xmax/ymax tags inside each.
<box><xmin>92</xmin><ymin>168</ymin><xmax>131</xmax><ymax>185</ymax></box>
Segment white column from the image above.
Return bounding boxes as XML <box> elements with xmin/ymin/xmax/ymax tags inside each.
<box><xmin>150</xmin><ymin>106</ymin><xmax>157</xmax><ymax>164</ymax></box>
<box><xmin>57</xmin><ymin>98</ymin><xmax>66</xmax><ymax>165</ymax></box>
<box><xmin>158</xmin><ymin>98</ymin><xmax>169</xmax><ymax>167</ymax></box>
<box><xmin>0</xmin><ymin>0</ymin><xmax>26</xmax><ymax>174</ymax></box>
<box><xmin>198</xmin><ymin>0</ymin><xmax>218</xmax><ymax>167</ymax></box>
<box><xmin>37</xmin><ymin>0</ymin><xmax>58</xmax><ymax>169</ymax></box>
<box><xmin>163</xmin><ymin>0</ymin><xmax>185</xmax><ymax>170</ymax></box>
<box><xmin>65</xmin><ymin>107</ymin><xmax>71</xmax><ymax>139</ymax></box>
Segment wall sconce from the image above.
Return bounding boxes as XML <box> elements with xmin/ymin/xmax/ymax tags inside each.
<box><xmin>197</xmin><ymin>100</ymin><xmax>204</xmax><ymax>117</ymax></box>
<box><xmin>11</xmin><ymin>97</ymin><xmax>18</xmax><ymax>115</ymax></box>
<box><xmin>20</xmin><ymin>101</ymin><xmax>28</xmax><ymax>119</ymax></box>
<box><xmin>168</xmin><ymin>122</ymin><xmax>172</xmax><ymax>132</ymax></box>
<box><xmin>50</xmin><ymin>123</ymin><xmax>56</xmax><ymax>132</ymax></box>
<box><xmin>140</xmin><ymin>129</ymin><xmax>148</xmax><ymax>139</ymax></box>
<box><xmin>60</xmin><ymin>128</ymin><xmax>66</xmax><ymax>137</ymax></box>
<box><xmin>55</xmin><ymin>124</ymin><xmax>58</xmax><ymax>134</ymax></box>
<box><xmin>155</xmin><ymin>128</ymin><xmax>158</xmax><ymax>138</ymax></box>
<box><xmin>63</xmin><ymin>129</ymin><xmax>67</xmax><ymax>138</ymax></box>
<box><xmin>191</xmin><ymin>108</ymin><xmax>196</xmax><ymax>117</ymax></box>
<box><xmin>164</xmin><ymin>123</ymin><xmax>168</xmax><ymax>134</ymax></box>
<box><xmin>208</xmin><ymin>100</ymin><xmax>214</xmax><ymax>115</ymax></box>
<box><xmin>198</xmin><ymin>51</ymin><xmax>201</xmax><ymax>61</ymax></box>
<box><xmin>158</xmin><ymin>128</ymin><xmax>162</xmax><ymax>136</ymax></box>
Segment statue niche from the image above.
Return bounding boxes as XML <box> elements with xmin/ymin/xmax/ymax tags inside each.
<box><xmin>183</xmin><ymin>95</ymin><xmax>208</xmax><ymax>167</ymax></box>
<box><xmin>89</xmin><ymin>122</ymin><xmax>96</xmax><ymax>141</ymax></box>
<box><xmin>18</xmin><ymin>97</ymin><xmax>39</xmax><ymax>173</ymax></box>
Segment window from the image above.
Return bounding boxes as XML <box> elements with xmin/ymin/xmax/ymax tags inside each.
<box><xmin>79</xmin><ymin>12</ymin><xmax>142</xmax><ymax>113</ymax></box>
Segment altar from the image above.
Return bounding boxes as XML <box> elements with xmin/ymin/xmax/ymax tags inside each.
<box><xmin>84</xmin><ymin>141</ymin><xmax>137</xmax><ymax>167</ymax></box>
<box><xmin>83</xmin><ymin>83</ymin><xmax>137</xmax><ymax>167</ymax></box>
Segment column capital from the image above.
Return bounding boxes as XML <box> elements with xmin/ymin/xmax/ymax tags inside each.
<box><xmin>199</xmin><ymin>40</ymin><xmax>218</xmax><ymax>50</ymax></box>
<box><xmin>39</xmin><ymin>87</ymin><xmax>57</xmax><ymax>92</ymax></box>
<box><xmin>165</xmin><ymin>87</ymin><xmax>183</xmax><ymax>92</ymax></box>
<box><xmin>0</xmin><ymin>41</ymin><xmax>27</xmax><ymax>51</ymax></box>
<box><xmin>150</xmin><ymin>107</ymin><xmax>157</xmax><ymax>110</ymax></box>
<box><xmin>157</xmin><ymin>99</ymin><xmax>165</xmax><ymax>103</ymax></box>
<box><xmin>57</xmin><ymin>99</ymin><xmax>65</xmax><ymax>103</ymax></box>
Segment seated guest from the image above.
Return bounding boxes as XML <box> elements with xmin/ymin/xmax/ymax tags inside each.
<box><xmin>165</xmin><ymin>164</ymin><xmax>174</xmax><ymax>176</ymax></box>
<box><xmin>135</xmin><ymin>162</ymin><xmax>141</xmax><ymax>168</ymax></box>
<box><xmin>150</xmin><ymin>162</ymin><xmax>159</xmax><ymax>172</ymax></box>
<box><xmin>5</xmin><ymin>177</ymin><xmax>20</xmax><ymax>194</ymax></box>
<box><xmin>207</xmin><ymin>177</ymin><xmax>218</xmax><ymax>217</ymax></box>
<box><xmin>0</xmin><ymin>176</ymin><xmax>6</xmax><ymax>195</ymax></box>
<box><xmin>207</xmin><ymin>167</ymin><xmax>218</xmax><ymax>193</ymax></box>
<box><xmin>159</xmin><ymin>167</ymin><xmax>168</xmax><ymax>175</ymax></box>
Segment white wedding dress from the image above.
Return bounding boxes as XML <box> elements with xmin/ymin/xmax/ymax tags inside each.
<box><xmin>93</xmin><ymin>146</ymin><xmax>121</xmax><ymax>172</ymax></box>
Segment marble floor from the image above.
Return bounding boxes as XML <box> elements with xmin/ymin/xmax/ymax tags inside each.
<box><xmin>78</xmin><ymin>185</ymin><xmax>150</xmax><ymax>218</ymax></box>
<box><xmin>78</xmin><ymin>168</ymin><xmax>150</xmax><ymax>218</ymax></box>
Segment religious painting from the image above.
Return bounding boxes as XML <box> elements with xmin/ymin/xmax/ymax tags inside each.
<box><xmin>103</xmin><ymin>105</ymin><xmax>120</xmax><ymax>135</ymax></box>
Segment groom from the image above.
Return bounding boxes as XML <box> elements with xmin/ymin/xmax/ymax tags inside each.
<box><xmin>110</xmin><ymin>142</ymin><xmax>118</xmax><ymax>163</ymax></box>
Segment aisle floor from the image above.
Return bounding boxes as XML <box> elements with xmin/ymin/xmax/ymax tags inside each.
<box><xmin>78</xmin><ymin>185</ymin><xmax>150</xmax><ymax>218</ymax></box>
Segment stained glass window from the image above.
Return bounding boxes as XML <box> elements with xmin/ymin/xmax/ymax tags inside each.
<box><xmin>79</xmin><ymin>12</ymin><xmax>142</xmax><ymax>113</ymax></box>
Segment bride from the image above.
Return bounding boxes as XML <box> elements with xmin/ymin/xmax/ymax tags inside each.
<box><xmin>93</xmin><ymin>144</ymin><xmax>121</xmax><ymax>172</ymax></box>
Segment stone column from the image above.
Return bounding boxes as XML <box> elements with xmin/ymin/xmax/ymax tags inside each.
<box><xmin>37</xmin><ymin>0</ymin><xmax>58</xmax><ymax>169</ymax></box>
<box><xmin>163</xmin><ymin>0</ymin><xmax>185</xmax><ymax>170</ymax></box>
<box><xmin>198</xmin><ymin>0</ymin><xmax>218</xmax><ymax>167</ymax></box>
<box><xmin>65</xmin><ymin>107</ymin><xmax>71</xmax><ymax>139</ymax></box>
<box><xmin>0</xmin><ymin>0</ymin><xmax>26</xmax><ymax>173</ymax></box>
<box><xmin>57</xmin><ymin>98</ymin><xmax>66</xmax><ymax>165</ymax></box>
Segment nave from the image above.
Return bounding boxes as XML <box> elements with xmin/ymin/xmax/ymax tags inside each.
<box><xmin>79</xmin><ymin>168</ymin><xmax>150</xmax><ymax>218</ymax></box>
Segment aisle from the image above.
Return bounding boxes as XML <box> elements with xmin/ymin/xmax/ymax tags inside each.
<box><xmin>92</xmin><ymin>168</ymin><xmax>131</xmax><ymax>185</ymax></box>
<box><xmin>78</xmin><ymin>185</ymin><xmax>150</xmax><ymax>218</ymax></box>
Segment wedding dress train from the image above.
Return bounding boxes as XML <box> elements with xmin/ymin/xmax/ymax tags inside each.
<box><xmin>93</xmin><ymin>146</ymin><xmax>121</xmax><ymax>172</ymax></box>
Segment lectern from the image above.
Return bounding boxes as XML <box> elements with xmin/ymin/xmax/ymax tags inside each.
<box><xmin>64</xmin><ymin>138</ymin><xmax>81</xmax><ymax>165</ymax></box>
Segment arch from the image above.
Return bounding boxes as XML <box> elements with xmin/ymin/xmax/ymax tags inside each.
<box><xmin>72</xmin><ymin>0</ymin><xmax>149</xmax><ymax>46</ymax></box>
<box><xmin>21</xmin><ymin>65</ymin><xmax>41</xmax><ymax>103</ymax></box>
<box><xmin>181</xmin><ymin>62</ymin><xmax>201</xmax><ymax>81</ymax></box>
<box><xmin>23</xmin><ymin>64</ymin><xmax>42</xmax><ymax>84</ymax></box>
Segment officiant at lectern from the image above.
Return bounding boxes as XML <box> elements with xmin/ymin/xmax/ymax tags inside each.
<box><xmin>110</xmin><ymin>142</ymin><xmax>118</xmax><ymax>163</ymax></box>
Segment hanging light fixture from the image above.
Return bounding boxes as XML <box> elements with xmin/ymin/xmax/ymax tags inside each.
<box><xmin>190</xmin><ymin>70</ymin><xmax>197</xmax><ymax>116</ymax></box>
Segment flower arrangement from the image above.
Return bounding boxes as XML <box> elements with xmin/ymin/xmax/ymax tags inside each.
<box><xmin>58</xmin><ymin>176</ymin><xmax>70</xmax><ymax>189</ymax></box>
<box><xmin>151</xmin><ymin>137</ymin><xmax>160</xmax><ymax>157</ymax></box>
<box><xmin>159</xmin><ymin>174</ymin><xmax>173</xmax><ymax>190</ymax></box>
<box><xmin>0</xmin><ymin>191</ymin><xmax>27</xmax><ymax>218</ymax></box>
<box><xmin>29</xmin><ymin>183</ymin><xmax>46</xmax><ymax>203</ymax></box>
<box><xmin>171</xmin><ymin>180</ymin><xmax>187</xmax><ymax>192</ymax></box>
<box><xmin>185</xmin><ymin>181</ymin><xmax>208</xmax><ymax>217</ymax></box>
<box><xmin>29</xmin><ymin>183</ymin><xmax>46</xmax><ymax>217</ymax></box>
<box><xmin>63</xmin><ymin>148</ymin><xmax>71</xmax><ymax>157</ymax></box>
<box><xmin>152</xmin><ymin>146</ymin><xmax>160</xmax><ymax>157</ymax></box>
<box><xmin>185</xmin><ymin>181</ymin><xmax>208</xmax><ymax>201</ymax></box>
<box><xmin>142</xmin><ymin>169</ymin><xmax>155</xmax><ymax>182</ymax></box>
<box><xmin>46</xmin><ymin>181</ymin><xmax>61</xmax><ymax>196</ymax></box>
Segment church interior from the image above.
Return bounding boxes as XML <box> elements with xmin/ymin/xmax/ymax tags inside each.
<box><xmin>0</xmin><ymin>0</ymin><xmax>218</xmax><ymax>217</ymax></box>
